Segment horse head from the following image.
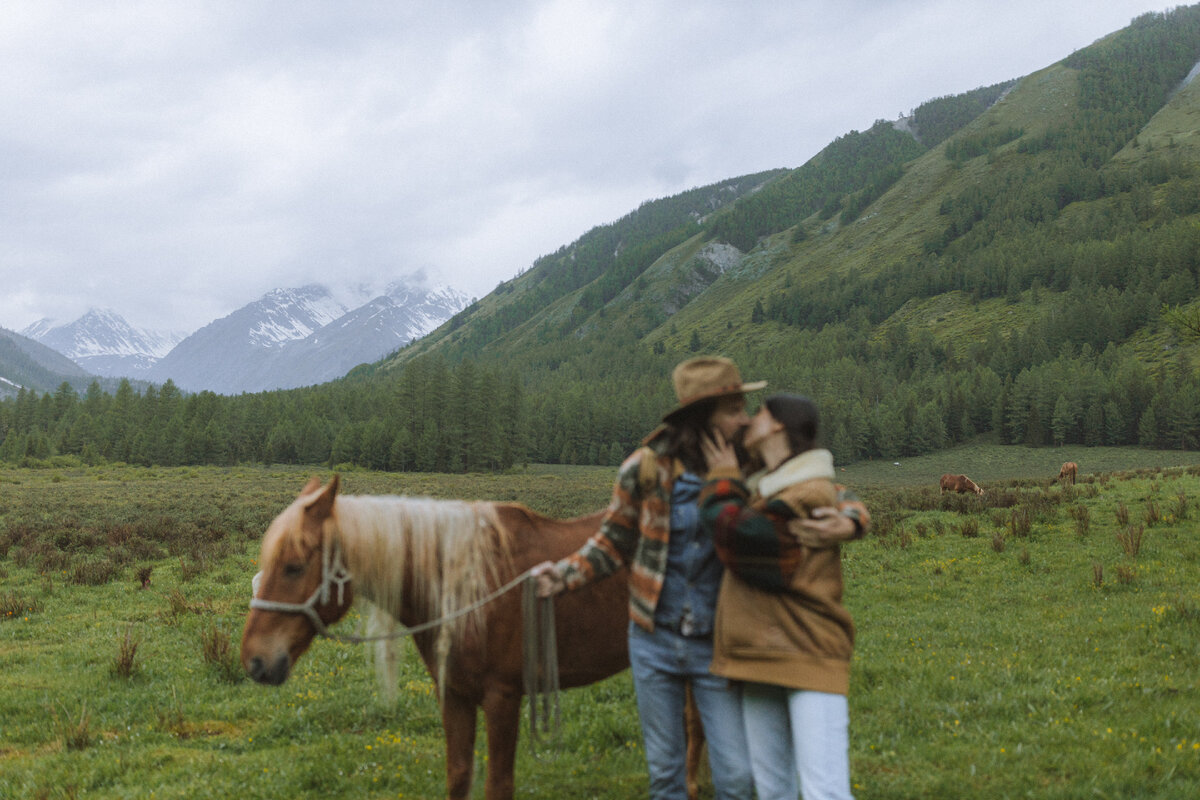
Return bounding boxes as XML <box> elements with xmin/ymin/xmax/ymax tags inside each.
<box><xmin>240</xmin><ymin>475</ymin><xmax>355</xmax><ymax>685</ymax></box>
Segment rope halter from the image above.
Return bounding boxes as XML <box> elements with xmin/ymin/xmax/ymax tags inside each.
<box><xmin>249</xmin><ymin>536</ymin><xmax>352</xmax><ymax>640</ymax></box>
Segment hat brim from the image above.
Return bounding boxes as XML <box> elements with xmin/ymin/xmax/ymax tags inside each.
<box><xmin>661</xmin><ymin>380</ymin><xmax>767</xmax><ymax>421</ymax></box>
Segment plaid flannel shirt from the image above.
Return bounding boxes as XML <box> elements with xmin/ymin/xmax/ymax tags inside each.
<box><xmin>556</xmin><ymin>442</ymin><xmax>674</xmax><ymax>631</ymax></box>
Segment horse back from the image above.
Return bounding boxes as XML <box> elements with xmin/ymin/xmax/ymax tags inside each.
<box><xmin>491</xmin><ymin>504</ymin><xmax>630</xmax><ymax>689</ymax></box>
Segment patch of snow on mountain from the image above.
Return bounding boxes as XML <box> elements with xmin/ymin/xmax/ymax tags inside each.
<box><xmin>21</xmin><ymin>309</ymin><xmax>186</xmax><ymax>360</ymax></box>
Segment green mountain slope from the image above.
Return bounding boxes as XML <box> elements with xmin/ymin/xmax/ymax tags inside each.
<box><xmin>381</xmin><ymin>6</ymin><xmax>1200</xmax><ymax>465</ymax></box>
<box><xmin>0</xmin><ymin>328</ymin><xmax>94</xmax><ymax>398</ymax></box>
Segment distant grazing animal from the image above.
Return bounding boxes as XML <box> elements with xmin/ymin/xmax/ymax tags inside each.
<box><xmin>940</xmin><ymin>473</ymin><xmax>984</xmax><ymax>495</ymax></box>
<box><xmin>1058</xmin><ymin>461</ymin><xmax>1078</xmax><ymax>485</ymax></box>
<box><xmin>241</xmin><ymin>476</ymin><xmax>705</xmax><ymax>800</ymax></box>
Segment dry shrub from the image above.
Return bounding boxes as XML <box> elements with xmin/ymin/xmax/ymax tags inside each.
<box><xmin>1092</xmin><ymin>561</ymin><xmax>1104</xmax><ymax>588</ymax></box>
<box><xmin>1008</xmin><ymin>507</ymin><xmax>1033</xmax><ymax>538</ymax></box>
<box><xmin>870</xmin><ymin>515</ymin><xmax>895</xmax><ymax>540</ymax></box>
<box><xmin>981</xmin><ymin>488</ymin><xmax>1022</xmax><ymax>509</ymax></box>
<box><xmin>154</xmin><ymin>686</ymin><xmax>188</xmax><ymax>738</ymax></box>
<box><xmin>2</xmin><ymin>592</ymin><xmax>44</xmax><ymax>620</ymax></box>
<box><xmin>1115</xmin><ymin>502</ymin><xmax>1130</xmax><ymax>526</ymax></box>
<box><xmin>165</xmin><ymin>588</ymin><xmax>193</xmax><ymax>618</ymax></box>
<box><xmin>105</xmin><ymin>523</ymin><xmax>138</xmax><ymax>547</ymax></box>
<box><xmin>1116</xmin><ymin>565</ymin><xmax>1136</xmax><ymax>585</ymax></box>
<box><xmin>1069</xmin><ymin>504</ymin><xmax>1090</xmax><ymax>537</ymax></box>
<box><xmin>1145</xmin><ymin>500</ymin><xmax>1161</xmax><ymax>527</ymax></box>
<box><xmin>1174</xmin><ymin>491</ymin><xmax>1190</xmax><ymax>521</ymax></box>
<box><xmin>179</xmin><ymin>554</ymin><xmax>207</xmax><ymax>583</ymax></box>
<box><xmin>52</xmin><ymin>702</ymin><xmax>93</xmax><ymax>752</ymax></box>
<box><xmin>992</xmin><ymin>530</ymin><xmax>1006</xmax><ymax>553</ymax></box>
<box><xmin>112</xmin><ymin>625</ymin><xmax>140</xmax><ymax>679</ymax></box>
<box><xmin>1018</xmin><ymin>547</ymin><xmax>1031</xmax><ymax>565</ymax></box>
<box><xmin>200</xmin><ymin>623</ymin><xmax>243</xmax><ymax>684</ymax></box>
<box><xmin>958</xmin><ymin>518</ymin><xmax>980</xmax><ymax>538</ymax></box>
<box><xmin>70</xmin><ymin>558</ymin><xmax>117</xmax><ymax>586</ymax></box>
<box><xmin>1116</xmin><ymin>524</ymin><xmax>1145</xmax><ymax>559</ymax></box>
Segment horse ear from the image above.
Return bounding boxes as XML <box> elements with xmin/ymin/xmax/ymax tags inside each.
<box><xmin>300</xmin><ymin>475</ymin><xmax>322</xmax><ymax>497</ymax></box>
<box><xmin>304</xmin><ymin>474</ymin><xmax>340</xmax><ymax>520</ymax></box>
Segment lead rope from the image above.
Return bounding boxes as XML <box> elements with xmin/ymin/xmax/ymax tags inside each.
<box><xmin>522</xmin><ymin>577</ymin><xmax>561</xmax><ymax>750</ymax></box>
<box><xmin>251</xmin><ymin>562</ymin><xmax>534</xmax><ymax>644</ymax></box>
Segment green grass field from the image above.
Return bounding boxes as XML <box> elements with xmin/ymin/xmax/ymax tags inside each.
<box><xmin>1</xmin><ymin>450</ymin><xmax>1198</xmax><ymax>798</ymax></box>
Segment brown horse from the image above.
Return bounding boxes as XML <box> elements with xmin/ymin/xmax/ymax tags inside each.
<box><xmin>240</xmin><ymin>476</ymin><xmax>704</xmax><ymax>800</ymax></box>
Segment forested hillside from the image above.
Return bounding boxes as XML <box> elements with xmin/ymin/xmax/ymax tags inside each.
<box><xmin>3</xmin><ymin>6</ymin><xmax>1200</xmax><ymax>472</ymax></box>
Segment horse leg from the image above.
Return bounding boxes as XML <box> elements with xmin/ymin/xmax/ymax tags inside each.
<box><xmin>442</xmin><ymin>688</ymin><xmax>479</xmax><ymax>800</ymax></box>
<box><xmin>481</xmin><ymin>687</ymin><xmax>522</xmax><ymax>800</ymax></box>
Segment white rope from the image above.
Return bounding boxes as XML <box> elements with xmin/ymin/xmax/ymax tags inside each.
<box><xmin>249</xmin><ymin>553</ymin><xmax>534</xmax><ymax>644</ymax></box>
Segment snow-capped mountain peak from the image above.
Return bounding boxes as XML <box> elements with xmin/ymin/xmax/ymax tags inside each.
<box><xmin>20</xmin><ymin>278</ymin><xmax>470</xmax><ymax>393</ymax></box>
<box><xmin>143</xmin><ymin>279</ymin><xmax>469</xmax><ymax>393</ymax></box>
<box><xmin>243</xmin><ymin>285</ymin><xmax>354</xmax><ymax>348</ymax></box>
<box><xmin>21</xmin><ymin>308</ymin><xmax>186</xmax><ymax>371</ymax></box>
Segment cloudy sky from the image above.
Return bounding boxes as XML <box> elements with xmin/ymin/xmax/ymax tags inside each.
<box><xmin>1</xmin><ymin>0</ymin><xmax>1172</xmax><ymax>334</ymax></box>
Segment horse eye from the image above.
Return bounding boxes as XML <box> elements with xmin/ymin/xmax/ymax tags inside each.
<box><xmin>283</xmin><ymin>562</ymin><xmax>306</xmax><ymax>578</ymax></box>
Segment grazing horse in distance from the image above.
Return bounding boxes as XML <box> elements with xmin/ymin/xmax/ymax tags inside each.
<box><xmin>1058</xmin><ymin>461</ymin><xmax>1078</xmax><ymax>485</ymax></box>
<box><xmin>940</xmin><ymin>473</ymin><xmax>984</xmax><ymax>495</ymax></box>
<box><xmin>240</xmin><ymin>476</ymin><xmax>704</xmax><ymax>800</ymax></box>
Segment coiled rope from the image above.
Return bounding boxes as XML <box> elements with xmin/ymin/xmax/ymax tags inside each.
<box><xmin>522</xmin><ymin>577</ymin><xmax>561</xmax><ymax>748</ymax></box>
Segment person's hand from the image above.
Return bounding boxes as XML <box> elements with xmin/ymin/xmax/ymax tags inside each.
<box><xmin>788</xmin><ymin>507</ymin><xmax>858</xmax><ymax>548</ymax></box>
<box><xmin>530</xmin><ymin>561</ymin><xmax>566</xmax><ymax>598</ymax></box>
<box><xmin>701</xmin><ymin>429</ymin><xmax>739</xmax><ymax>473</ymax></box>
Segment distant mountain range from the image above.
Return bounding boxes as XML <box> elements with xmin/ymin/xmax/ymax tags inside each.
<box><xmin>14</xmin><ymin>279</ymin><xmax>469</xmax><ymax>395</ymax></box>
<box><xmin>21</xmin><ymin>308</ymin><xmax>186</xmax><ymax>378</ymax></box>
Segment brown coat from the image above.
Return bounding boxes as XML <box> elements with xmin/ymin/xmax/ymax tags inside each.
<box><xmin>705</xmin><ymin>450</ymin><xmax>856</xmax><ymax>695</ymax></box>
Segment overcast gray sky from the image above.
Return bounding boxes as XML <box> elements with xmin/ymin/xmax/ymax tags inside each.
<box><xmin>1</xmin><ymin>0</ymin><xmax>1171</xmax><ymax>334</ymax></box>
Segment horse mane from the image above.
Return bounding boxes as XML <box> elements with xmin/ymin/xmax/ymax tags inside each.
<box><xmin>332</xmin><ymin>494</ymin><xmax>510</xmax><ymax>621</ymax></box>
<box><xmin>329</xmin><ymin>494</ymin><xmax>513</xmax><ymax>695</ymax></box>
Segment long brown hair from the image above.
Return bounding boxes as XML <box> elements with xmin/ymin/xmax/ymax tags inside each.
<box><xmin>661</xmin><ymin>397</ymin><xmax>719</xmax><ymax>475</ymax></box>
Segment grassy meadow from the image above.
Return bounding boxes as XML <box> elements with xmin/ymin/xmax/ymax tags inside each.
<box><xmin>1</xmin><ymin>450</ymin><xmax>1198</xmax><ymax>798</ymax></box>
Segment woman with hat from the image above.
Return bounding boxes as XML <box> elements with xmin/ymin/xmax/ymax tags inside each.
<box><xmin>533</xmin><ymin>357</ymin><xmax>864</xmax><ymax>800</ymax></box>
<box><xmin>699</xmin><ymin>393</ymin><xmax>867</xmax><ymax>800</ymax></box>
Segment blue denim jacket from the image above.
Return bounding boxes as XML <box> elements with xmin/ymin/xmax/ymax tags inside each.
<box><xmin>652</xmin><ymin>471</ymin><xmax>724</xmax><ymax>637</ymax></box>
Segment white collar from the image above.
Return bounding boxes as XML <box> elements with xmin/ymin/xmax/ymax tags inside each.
<box><xmin>755</xmin><ymin>449</ymin><xmax>835</xmax><ymax>498</ymax></box>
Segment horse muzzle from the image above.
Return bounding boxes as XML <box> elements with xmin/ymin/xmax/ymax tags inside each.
<box><xmin>246</xmin><ymin>652</ymin><xmax>291</xmax><ymax>686</ymax></box>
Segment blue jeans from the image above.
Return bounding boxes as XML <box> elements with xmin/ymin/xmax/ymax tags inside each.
<box><xmin>628</xmin><ymin>622</ymin><xmax>754</xmax><ymax>800</ymax></box>
<box><xmin>742</xmin><ymin>683</ymin><xmax>853</xmax><ymax>800</ymax></box>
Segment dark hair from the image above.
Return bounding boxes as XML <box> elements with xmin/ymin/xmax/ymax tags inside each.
<box><xmin>662</xmin><ymin>397</ymin><xmax>720</xmax><ymax>474</ymax></box>
<box><xmin>764</xmin><ymin>393</ymin><xmax>819</xmax><ymax>456</ymax></box>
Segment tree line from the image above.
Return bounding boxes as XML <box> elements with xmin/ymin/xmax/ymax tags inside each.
<box><xmin>0</xmin><ymin>358</ymin><xmax>525</xmax><ymax>473</ymax></box>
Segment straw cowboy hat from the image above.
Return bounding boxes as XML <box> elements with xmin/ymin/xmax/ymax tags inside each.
<box><xmin>662</xmin><ymin>356</ymin><xmax>766</xmax><ymax>421</ymax></box>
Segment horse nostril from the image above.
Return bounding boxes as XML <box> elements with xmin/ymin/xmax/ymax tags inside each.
<box><xmin>247</xmin><ymin>655</ymin><xmax>266</xmax><ymax>681</ymax></box>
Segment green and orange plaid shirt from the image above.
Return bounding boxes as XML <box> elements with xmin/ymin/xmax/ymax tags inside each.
<box><xmin>556</xmin><ymin>442</ymin><xmax>673</xmax><ymax>631</ymax></box>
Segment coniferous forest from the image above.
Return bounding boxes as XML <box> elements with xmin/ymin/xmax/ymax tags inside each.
<box><xmin>4</xmin><ymin>7</ymin><xmax>1200</xmax><ymax>472</ymax></box>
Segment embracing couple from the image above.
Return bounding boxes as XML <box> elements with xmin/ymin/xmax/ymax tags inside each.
<box><xmin>534</xmin><ymin>356</ymin><xmax>869</xmax><ymax>800</ymax></box>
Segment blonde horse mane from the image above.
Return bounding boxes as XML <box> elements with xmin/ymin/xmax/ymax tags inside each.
<box><xmin>310</xmin><ymin>494</ymin><xmax>512</xmax><ymax>697</ymax></box>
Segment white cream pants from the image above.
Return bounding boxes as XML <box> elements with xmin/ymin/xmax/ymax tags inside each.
<box><xmin>741</xmin><ymin>682</ymin><xmax>854</xmax><ymax>800</ymax></box>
